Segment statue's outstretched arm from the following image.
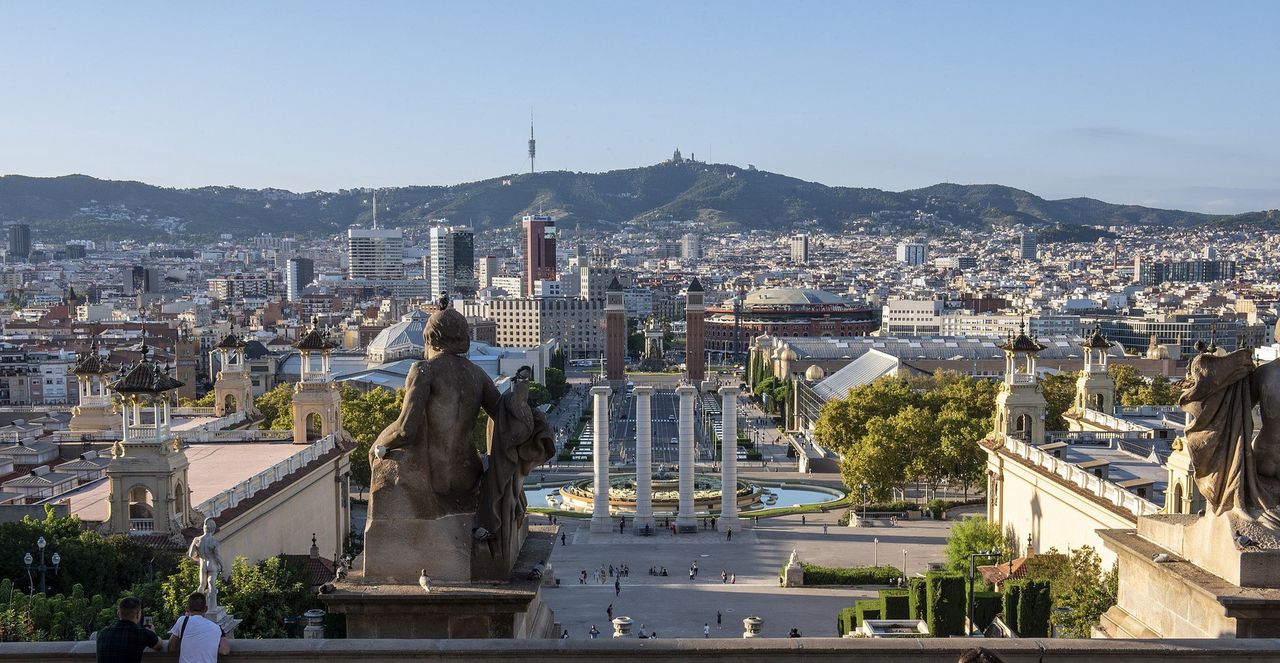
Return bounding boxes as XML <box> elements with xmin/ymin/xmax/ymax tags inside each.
<box><xmin>187</xmin><ymin>538</ymin><xmax>199</xmax><ymax>560</ymax></box>
<box><xmin>481</xmin><ymin>371</ymin><xmax>502</xmax><ymax>420</ymax></box>
<box><xmin>377</xmin><ymin>362</ymin><xmax>430</xmax><ymax>453</ymax></box>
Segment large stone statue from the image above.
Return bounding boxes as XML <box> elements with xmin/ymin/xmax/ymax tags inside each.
<box><xmin>364</xmin><ymin>301</ymin><xmax>555</xmax><ymax>582</ymax></box>
<box><xmin>188</xmin><ymin>518</ymin><xmax>225</xmax><ymax>610</ymax></box>
<box><xmin>1179</xmin><ymin>349</ymin><xmax>1280</xmax><ymax>529</ymax></box>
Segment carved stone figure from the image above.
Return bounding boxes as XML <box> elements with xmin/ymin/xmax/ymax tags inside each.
<box><xmin>363</xmin><ymin>302</ymin><xmax>555</xmax><ymax>582</ymax></box>
<box><xmin>1179</xmin><ymin>349</ymin><xmax>1280</xmax><ymax>528</ymax></box>
<box><xmin>188</xmin><ymin>517</ymin><xmax>225</xmax><ymax>610</ymax></box>
<box><xmin>474</xmin><ymin>366</ymin><xmax>556</xmax><ymax>579</ymax></box>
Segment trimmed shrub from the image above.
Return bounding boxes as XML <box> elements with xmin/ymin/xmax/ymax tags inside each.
<box><xmin>1014</xmin><ymin>579</ymin><xmax>1052</xmax><ymax>637</ymax></box>
<box><xmin>925</xmin><ymin>572</ymin><xmax>965</xmax><ymax>637</ymax></box>
<box><xmin>879</xmin><ymin>589</ymin><xmax>910</xmax><ymax>619</ymax></box>
<box><xmin>799</xmin><ymin>563</ymin><xmax>902</xmax><ymax>586</ymax></box>
<box><xmin>1002</xmin><ymin>582</ymin><xmax>1023</xmax><ymax>634</ymax></box>
<box><xmin>971</xmin><ymin>591</ymin><xmax>1002</xmax><ymax>631</ymax></box>
<box><xmin>854</xmin><ymin>599</ymin><xmax>882</xmax><ymax>628</ymax></box>
<box><xmin>908</xmin><ymin>576</ymin><xmax>928</xmax><ymax>621</ymax></box>
<box><xmin>556</xmin><ymin>450</ymin><xmax>572</xmax><ymax>461</ymax></box>
<box><xmin>837</xmin><ymin>606</ymin><xmax>858</xmax><ymax>636</ymax></box>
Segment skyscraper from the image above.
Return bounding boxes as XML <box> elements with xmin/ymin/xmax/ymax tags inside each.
<box><xmin>789</xmin><ymin>234</ymin><xmax>810</xmax><ymax>263</ymax></box>
<box><xmin>452</xmin><ymin>226</ymin><xmax>475</xmax><ymax>290</ymax></box>
<box><xmin>428</xmin><ymin>226</ymin><xmax>454</xmax><ymax>298</ymax></box>
<box><xmin>895</xmin><ymin>241</ymin><xmax>927</xmax><ymax>266</ymax></box>
<box><xmin>478</xmin><ymin>255</ymin><xmax>498</xmax><ymax>290</ymax></box>
<box><xmin>285</xmin><ymin>257</ymin><xmax>314</xmax><ymax>302</ymax></box>
<box><xmin>347</xmin><ymin>227</ymin><xmax>404</xmax><ymax>280</ymax></box>
<box><xmin>1020</xmin><ymin>231</ymin><xmax>1038</xmax><ymax>261</ymax></box>
<box><xmin>681</xmin><ymin>233</ymin><xmax>702</xmax><ymax>260</ymax></box>
<box><xmin>8</xmin><ymin>224</ymin><xmax>30</xmax><ymax>261</ymax></box>
<box><xmin>522</xmin><ymin>215</ymin><xmax>557</xmax><ymax>297</ymax></box>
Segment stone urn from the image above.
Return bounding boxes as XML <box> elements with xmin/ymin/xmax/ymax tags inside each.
<box><xmin>612</xmin><ymin>616</ymin><xmax>634</xmax><ymax>638</ymax></box>
<box><xmin>742</xmin><ymin>616</ymin><xmax>763</xmax><ymax>638</ymax></box>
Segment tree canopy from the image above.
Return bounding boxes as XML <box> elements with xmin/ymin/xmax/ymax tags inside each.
<box><xmin>814</xmin><ymin>372</ymin><xmax>996</xmax><ymax>499</ymax></box>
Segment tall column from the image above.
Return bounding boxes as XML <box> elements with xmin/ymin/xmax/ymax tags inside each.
<box><xmin>676</xmin><ymin>384</ymin><xmax>698</xmax><ymax>532</ymax></box>
<box><xmin>590</xmin><ymin>386</ymin><xmax>614</xmax><ymax>533</ymax></box>
<box><xmin>633</xmin><ymin>386</ymin><xmax>656</xmax><ymax>532</ymax></box>
<box><xmin>719</xmin><ymin>385</ymin><xmax>739</xmax><ymax>531</ymax></box>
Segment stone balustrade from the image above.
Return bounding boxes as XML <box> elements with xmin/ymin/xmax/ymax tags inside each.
<box><xmin>1003</xmin><ymin>436</ymin><xmax>1161</xmax><ymax>517</ymax></box>
<box><xmin>5</xmin><ymin>638</ymin><xmax>1280</xmax><ymax>662</ymax></box>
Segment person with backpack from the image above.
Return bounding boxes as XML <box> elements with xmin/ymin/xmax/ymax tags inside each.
<box><xmin>168</xmin><ymin>593</ymin><xmax>229</xmax><ymax>663</ymax></box>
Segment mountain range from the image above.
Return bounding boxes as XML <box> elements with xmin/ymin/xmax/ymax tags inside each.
<box><xmin>0</xmin><ymin>161</ymin><xmax>1274</xmax><ymax>242</ymax></box>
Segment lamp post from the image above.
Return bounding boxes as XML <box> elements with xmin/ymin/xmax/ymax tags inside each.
<box><xmin>873</xmin><ymin>538</ymin><xmax>878</xmax><ymax>567</ymax></box>
<box><xmin>967</xmin><ymin>548</ymin><xmax>1002</xmax><ymax>635</ymax></box>
<box><xmin>22</xmin><ymin>536</ymin><xmax>60</xmax><ymax>594</ymax></box>
<box><xmin>859</xmin><ymin>482</ymin><xmax>868</xmax><ymax>524</ymax></box>
<box><xmin>901</xmin><ymin>550</ymin><xmax>907</xmax><ymax>581</ymax></box>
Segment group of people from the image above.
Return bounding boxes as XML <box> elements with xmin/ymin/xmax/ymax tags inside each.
<box><xmin>96</xmin><ymin>592</ymin><xmax>230</xmax><ymax>663</ymax></box>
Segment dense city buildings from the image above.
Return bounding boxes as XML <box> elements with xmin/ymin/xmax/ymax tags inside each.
<box><xmin>522</xmin><ymin>214</ymin><xmax>556</xmax><ymax>296</ymax></box>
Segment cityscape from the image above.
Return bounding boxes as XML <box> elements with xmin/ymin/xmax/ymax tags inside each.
<box><xmin>2</xmin><ymin>4</ymin><xmax>1280</xmax><ymax>663</ymax></box>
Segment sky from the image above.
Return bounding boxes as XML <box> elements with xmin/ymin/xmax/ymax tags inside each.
<box><xmin>2</xmin><ymin>2</ymin><xmax>1279</xmax><ymax>214</ymax></box>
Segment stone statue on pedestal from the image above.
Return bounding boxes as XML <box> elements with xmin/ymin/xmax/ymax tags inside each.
<box><xmin>1179</xmin><ymin>349</ymin><xmax>1280</xmax><ymax>532</ymax></box>
<box><xmin>188</xmin><ymin>518</ymin><xmax>225</xmax><ymax>610</ymax></box>
<box><xmin>364</xmin><ymin>299</ymin><xmax>556</xmax><ymax>582</ymax></box>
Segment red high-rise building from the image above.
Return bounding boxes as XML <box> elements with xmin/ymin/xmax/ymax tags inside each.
<box><xmin>605</xmin><ymin>276</ymin><xmax>626</xmax><ymax>382</ymax></box>
<box><xmin>685</xmin><ymin>277</ymin><xmax>706</xmax><ymax>382</ymax></box>
<box><xmin>522</xmin><ymin>215</ymin><xmax>557</xmax><ymax>297</ymax></box>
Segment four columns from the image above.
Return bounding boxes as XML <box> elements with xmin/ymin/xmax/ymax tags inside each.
<box><xmin>718</xmin><ymin>385</ymin><xmax>739</xmax><ymax>531</ymax></box>
<box><xmin>589</xmin><ymin>385</ymin><xmax>614</xmax><ymax>533</ymax></box>
<box><xmin>632</xmin><ymin>386</ymin><xmax>656</xmax><ymax>532</ymax></box>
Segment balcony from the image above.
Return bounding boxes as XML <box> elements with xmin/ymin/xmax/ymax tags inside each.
<box><xmin>128</xmin><ymin>518</ymin><xmax>154</xmax><ymax>533</ymax></box>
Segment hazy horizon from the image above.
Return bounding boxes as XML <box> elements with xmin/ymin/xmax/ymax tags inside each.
<box><xmin>3</xmin><ymin>2</ymin><xmax>1279</xmax><ymax>214</ymax></box>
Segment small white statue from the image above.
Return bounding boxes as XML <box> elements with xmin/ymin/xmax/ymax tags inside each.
<box><xmin>188</xmin><ymin>517</ymin><xmax>226</xmax><ymax>610</ymax></box>
<box><xmin>788</xmin><ymin>549</ymin><xmax>799</xmax><ymax>567</ymax></box>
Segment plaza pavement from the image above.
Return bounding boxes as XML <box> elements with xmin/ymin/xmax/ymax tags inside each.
<box><xmin>538</xmin><ymin>507</ymin><xmax>955</xmax><ymax>639</ymax></box>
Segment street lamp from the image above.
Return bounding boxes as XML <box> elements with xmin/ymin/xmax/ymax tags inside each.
<box><xmin>901</xmin><ymin>550</ymin><xmax>907</xmax><ymax>581</ymax></box>
<box><xmin>873</xmin><ymin>538</ymin><xmax>878</xmax><ymax>567</ymax></box>
<box><xmin>23</xmin><ymin>535</ymin><xmax>60</xmax><ymax>594</ymax></box>
<box><xmin>967</xmin><ymin>548</ymin><xmax>1002</xmax><ymax>635</ymax></box>
<box><xmin>859</xmin><ymin>483</ymin><xmax>869</xmax><ymax>524</ymax></box>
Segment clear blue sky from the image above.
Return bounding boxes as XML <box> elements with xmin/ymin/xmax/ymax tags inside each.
<box><xmin>2</xmin><ymin>2</ymin><xmax>1278</xmax><ymax>213</ymax></box>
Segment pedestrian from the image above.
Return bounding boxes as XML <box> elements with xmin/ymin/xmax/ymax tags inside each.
<box><xmin>703</xmin><ymin>623</ymin><xmax>711</xmax><ymax>638</ymax></box>
<box><xmin>731</xmin><ymin>573</ymin><xmax>736</xmax><ymax>584</ymax></box>
<box><xmin>561</xmin><ymin>629</ymin><xmax>569</xmax><ymax>639</ymax></box>
<box><xmin>614</xmin><ymin>578</ymin><xmax>621</xmax><ymax>596</ymax></box>
<box><xmin>167</xmin><ymin>592</ymin><xmax>230</xmax><ymax>663</ymax></box>
<box><xmin>823</xmin><ymin>524</ymin><xmax>828</xmax><ymax>534</ymax></box>
<box><xmin>589</xmin><ymin>625</ymin><xmax>600</xmax><ymax>639</ymax></box>
<box><xmin>689</xmin><ymin>568</ymin><xmax>695</xmax><ymax>581</ymax></box>
<box><xmin>717</xmin><ymin>611</ymin><xmax>722</xmax><ymax>629</ymax></box>
<box><xmin>712</xmin><ymin>517</ymin><xmax>716</xmax><ymax>529</ymax></box>
<box><xmin>801</xmin><ymin>515</ymin><xmax>806</xmax><ymax>525</ymax></box>
<box><xmin>609</xmin><ymin>564</ymin><xmax>614</xmax><ymax>577</ymax></box>
<box><xmin>720</xmin><ymin>570</ymin><xmax>727</xmax><ymax>583</ymax></box>
<box><xmin>607</xmin><ymin>604</ymin><xmax>613</xmax><ymax>621</ymax></box>
<box><xmin>96</xmin><ymin>596</ymin><xmax>162</xmax><ymax>663</ymax></box>
<box><xmin>561</xmin><ymin>533</ymin><xmax>567</xmax><ymax>546</ymax></box>
<box><xmin>638</xmin><ymin>624</ymin><xmax>648</xmax><ymax>638</ymax></box>
<box><xmin>727</xmin><ymin>529</ymin><xmax>733</xmax><ymax>541</ymax></box>
<box><xmin>788</xmin><ymin>627</ymin><xmax>802</xmax><ymax>638</ymax></box>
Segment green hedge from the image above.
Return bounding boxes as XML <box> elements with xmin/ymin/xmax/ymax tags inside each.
<box><xmin>799</xmin><ymin>563</ymin><xmax>902</xmax><ymax>586</ymax></box>
<box><xmin>837</xmin><ymin>606</ymin><xmax>858</xmax><ymax>636</ymax></box>
<box><xmin>854</xmin><ymin>599</ymin><xmax>882</xmax><ymax>628</ymax></box>
<box><xmin>971</xmin><ymin>591</ymin><xmax>1002</xmax><ymax>631</ymax></box>
<box><xmin>908</xmin><ymin>577</ymin><xmax>927</xmax><ymax>621</ymax></box>
<box><xmin>926</xmin><ymin>572</ymin><xmax>966</xmax><ymax>637</ymax></box>
<box><xmin>1011</xmin><ymin>579</ymin><xmax>1052</xmax><ymax>637</ymax></box>
<box><xmin>556</xmin><ymin>450</ymin><xmax>573</xmax><ymax>461</ymax></box>
<box><xmin>879</xmin><ymin>589</ymin><xmax>910</xmax><ymax>619</ymax></box>
<box><xmin>1002</xmin><ymin>582</ymin><xmax>1022</xmax><ymax>634</ymax></box>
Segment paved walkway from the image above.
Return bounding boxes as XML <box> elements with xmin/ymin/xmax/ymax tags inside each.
<box><xmin>541</xmin><ymin>511</ymin><xmax>953</xmax><ymax>639</ymax></box>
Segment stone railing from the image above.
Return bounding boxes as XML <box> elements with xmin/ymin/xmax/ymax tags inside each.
<box><xmin>6</xmin><ymin>637</ymin><xmax>1280</xmax><ymax>662</ymax></box>
<box><xmin>48</xmin><ymin>426</ymin><xmax>292</xmax><ymax>444</ymax></box>
<box><xmin>1066</xmin><ymin>408</ymin><xmax>1152</xmax><ymax>434</ymax></box>
<box><xmin>173</xmin><ymin>406</ymin><xmax>218</xmax><ymax>416</ymax></box>
<box><xmin>1003</xmin><ymin>436</ymin><xmax>1161</xmax><ymax>518</ymax></box>
<box><xmin>194</xmin><ymin>434</ymin><xmax>337</xmax><ymax>519</ymax></box>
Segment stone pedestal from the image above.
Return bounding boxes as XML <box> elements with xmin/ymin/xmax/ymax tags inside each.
<box><xmin>782</xmin><ymin>562</ymin><xmax>804</xmax><ymax>587</ymax></box>
<box><xmin>675</xmin><ymin>385</ymin><xmax>698</xmax><ymax>533</ymax></box>
<box><xmin>633</xmin><ymin>386</ymin><xmax>656</xmax><ymax>532</ymax></box>
<box><xmin>363</xmin><ymin>513</ymin><xmax>474</xmax><ymax>583</ymax></box>
<box><xmin>718</xmin><ymin>386</ymin><xmax>739</xmax><ymax>532</ymax></box>
<box><xmin>611</xmin><ymin>616</ymin><xmax>633</xmax><ymax>638</ymax></box>
<box><xmin>1097</xmin><ymin>514</ymin><xmax>1280</xmax><ymax>639</ymax></box>
<box><xmin>589</xmin><ymin>386</ymin><xmax>614</xmax><ymax>533</ymax></box>
<box><xmin>323</xmin><ymin>528</ymin><xmax>558</xmax><ymax>639</ymax></box>
<box><xmin>742</xmin><ymin>616</ymin><xmax>763</xmax><ymax>638</ymax></box>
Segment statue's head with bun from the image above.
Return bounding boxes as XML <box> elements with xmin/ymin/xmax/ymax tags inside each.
<box><xmin>426</xmin><ymin>293</ymin><xmax>470</xmax><ymax>357</ymax></box>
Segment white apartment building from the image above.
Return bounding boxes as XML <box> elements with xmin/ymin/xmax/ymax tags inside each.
<box><xmin>464</xmin><ymin>297</ymin><xmax>604</xmax><ymax>357</ymax></box>
<box><xmin>896</xmin><ymin>241</ymin><xmax>928</xmax><ymax>266</ymax></box>
<box><xmin>347</xmin><ymin>227</ymin><xmax>404</xmax><ymax>280</ymax></box>
<box><xmin>428</xmin><ymin>226</ymin><xmax>454</xmax><ymax>297</ymax></box>
<box><xmin>881</xmin><ymin>298</ymin><xmax>945</xmax><ymax>334</ymax></box>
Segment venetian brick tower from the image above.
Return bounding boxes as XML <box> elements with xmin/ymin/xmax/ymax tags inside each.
<box><xmin>605</xmin><ymin>276</ymin><xmax>626</xmax><ymax>384</ymax></box>
<box><xmin>685</xmin><ymin>277</ymin><xmax>706</xmax><ymax>382</ymax></box>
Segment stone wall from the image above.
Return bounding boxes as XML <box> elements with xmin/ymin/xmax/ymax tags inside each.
<box><xmin>6</xmin><ymin>638</ymin><xmax>1280</xmax><ymax>662</ymax></box>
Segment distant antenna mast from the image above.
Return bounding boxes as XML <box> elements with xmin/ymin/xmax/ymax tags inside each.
<box><xmin>528</xmin><ymin>111</ymin><xmax>536</xmax><ymax>174</ymax></box>
<box><xmin>372</xmin><ymin>190</ymin><xmax>378</xmax><ymax>229</ymax></box>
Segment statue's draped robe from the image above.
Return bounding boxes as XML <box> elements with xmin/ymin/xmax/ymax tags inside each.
<box><xmin>1180</xmin><ymin>350</ymin><xmax>1268</xmax><ymax>516</ymax></box>
<box><xmin>477</xmin><ymin>386</ymin><xmax>556</xmax><ymax>572</ymax></box>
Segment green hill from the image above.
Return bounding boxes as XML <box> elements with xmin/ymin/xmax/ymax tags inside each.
<box><xmin>0</xmin><ymin>162</ymin><xmax>1245</xmax><ymax>241</ymax></box>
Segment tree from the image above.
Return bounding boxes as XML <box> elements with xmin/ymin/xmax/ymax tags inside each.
<box><xmin>254</xmin><ymin>383</ymin><xmax>295</xmax><ymax>430</ymax></box>
<box><xmin>1107</xmin><ymin>364</ymin><xmax>1144</xmax><ymax>406</ymax></box>
<box><xmin>1039</xmin><ymin>372</ymin><xmax>1077</xmax><ymax>430</ymax></box>
<box><xmin>340</xmin><ymin>385</ymin><xmax>402</xmax><ymax>489</ymax></box>
<box><xmin>814</xmin><ymin>377</ymin><xmax>919</xmax><ymax>456</ymax></box>
<box><xmin>544</xmin><ymin>367</ymin><xmax>567</xmax><ymax>401</ymax></box>
<box><xmin>527</xmin><ymin>382</ymin><xmax>553</xmax><ymax>407</ymax></box>
<box><xmin>943</xmin><ymin>517</ymin><xmax>1006</xmax><ymax>574</ymax></box>
<box><xmin>180</xmin><ymin>391</ymin><xmax>216</xmax><ymax>408</ymax></box>
<box><xmin>222</xmin><ymin>556</ymin><xmax>313</xmax><ymax>638</ymax></box>
<box><xmin>840</xmin><ymin>412</ymin><xmax>915</xmax><ymax>501</ymax></box>
<box><xmin>1028</xmin><ymin>546</ymin><xmax>1118</xmax><ymax>638</ymax></box>
<box><xmin>1124</xmin><ymin>374</ymin><xmax>1180</xmax><ymax>408</ymax></box>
